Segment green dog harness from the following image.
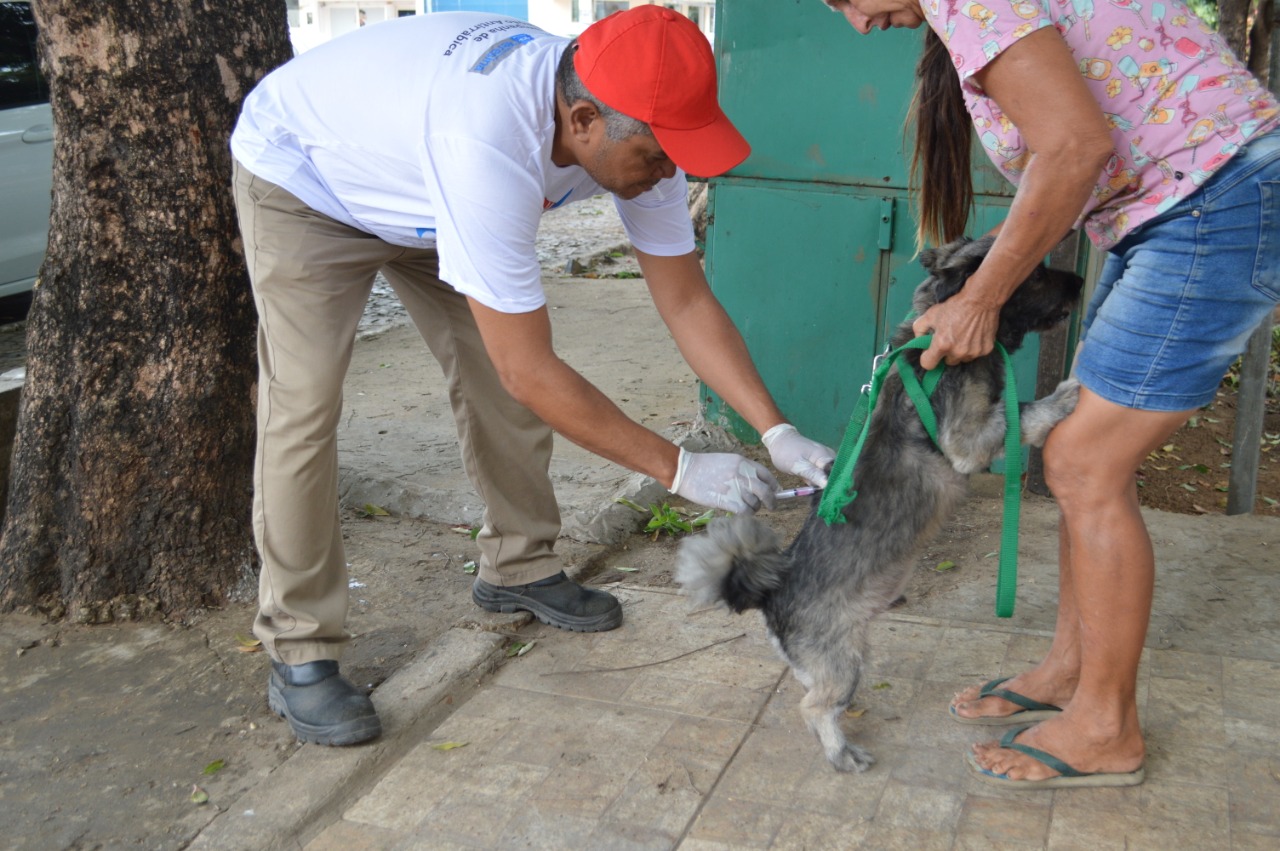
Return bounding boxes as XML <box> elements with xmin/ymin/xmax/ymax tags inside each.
<box><xmin>817</xmin><ymin>336</ymin><xmax>1023</xmax><ymax>618</ymax></box>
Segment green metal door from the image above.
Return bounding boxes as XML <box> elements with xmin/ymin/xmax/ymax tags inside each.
<box><xmin>703</xmin><ymin>0</ymin><xmax>1070</xmax><ymax>449</ymax></box>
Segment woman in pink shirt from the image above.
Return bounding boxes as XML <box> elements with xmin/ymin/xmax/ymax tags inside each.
<box><xmin>824</xmin><ymin>0</ymin><xmax>1279</xmax><ymax>788</ymax></box>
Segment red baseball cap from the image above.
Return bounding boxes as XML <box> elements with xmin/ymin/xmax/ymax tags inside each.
<box><xmin>574</xmin><ymin>6</ymin><xmax>750</xmax><ymax>178</ymax></box>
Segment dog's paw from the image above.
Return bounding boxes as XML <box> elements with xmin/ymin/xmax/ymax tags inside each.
<box><xmin>1021</xmin><ymin>377</ymin><xmax>1081</xmax><ymax>446</ymax></box>
<box><xmin>1047</xmin><ymin>376</ymin><xmax>1081</xmax><ymax>409</ymax></box>
<box><xmin>830</xmin><ymin>743</ymin><xmax>876</xmax><ymax>773</ymax></box>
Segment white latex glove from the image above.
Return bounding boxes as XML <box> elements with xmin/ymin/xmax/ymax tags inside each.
<box><xmin>670</xmin><ymin>448</ymin><xmax>780</xmax><ymax>514</ymax></box>
<box><xmin>761</xmin><ymin>423</ymin><xmax>834</xmax><ymax>489</ymax></box>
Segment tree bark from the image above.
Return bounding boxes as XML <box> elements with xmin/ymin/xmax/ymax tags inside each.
<box><xmin>1249</xmin><ymin>0</ymin><xmax>1274</xmax><ymax>83</ymax></box>
<box><xmin>0</xmin><ymin>1</ymin><xmax>292</xmax><ymax>622</ymax></box>
<box><xmin>1218</xmin><ymin>0</ymin><xmax>1253</xmax><ymax>60</ymax></box>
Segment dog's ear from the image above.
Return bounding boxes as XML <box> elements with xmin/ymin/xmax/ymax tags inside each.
<box><xmin>918</xmin><ymin>236</ymin><xmax>974</xmax><ymax>274</ymax></box>
<box><xmin>918</xmin><ymin>246</ymin><xmax>942</xmax><ymax>273</ymax></box>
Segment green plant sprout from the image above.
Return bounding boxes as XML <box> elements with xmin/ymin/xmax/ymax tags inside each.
<box><xmin>616</xmin><ymin>498</ymin><xmax>716</xmax><ymax>539</ymax></box>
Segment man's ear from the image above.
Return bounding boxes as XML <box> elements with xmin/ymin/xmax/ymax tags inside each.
<box><xmin>567</xmin><ymin>100</ymin><xmax>600</xmax><ymax>139</ymax></box>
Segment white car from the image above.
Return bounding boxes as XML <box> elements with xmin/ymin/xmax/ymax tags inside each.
<box><xmin>0</xmin><ymin>0</ymin><xmax>52</xmax><ymax>299</ymax></box>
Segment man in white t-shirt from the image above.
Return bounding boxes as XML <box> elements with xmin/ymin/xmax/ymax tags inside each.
<box><xmin>231</xmin><ymin>6</ymin><xmax>833</xmax><ymax>746</ymax></box>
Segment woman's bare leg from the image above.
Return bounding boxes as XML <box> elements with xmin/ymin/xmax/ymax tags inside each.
<box><xmin>950</xmin><ymin>518</ymin><xmax>1082</xmax><ymax>720</ymax></box>
<box><xmin>970</xmin><ymin>388</ymin><xmax>1192</xmax><ymax>779</ymax></box>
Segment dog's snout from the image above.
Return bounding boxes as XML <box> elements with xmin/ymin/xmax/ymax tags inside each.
<box><xmin>1057</xmin><ymin>272</ymin><xmax>1085</xmax><ymax>298</ymax></box>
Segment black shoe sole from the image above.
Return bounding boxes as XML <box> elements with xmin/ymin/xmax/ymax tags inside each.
<box><xmin>267</xmin><ymin>677</ymin><xmax>383</xmax><ymax>746</ymax></box>
<box><xmin>472</xmin><ymin>583</ymin><xmax>623</xmax><ymax>632</ymax></box>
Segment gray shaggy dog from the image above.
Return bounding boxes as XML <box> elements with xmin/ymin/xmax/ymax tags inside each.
<box><xmin>675</xmin><ymin>235</ymin><xmax>1083</xmax><ymax>772</ymax></box>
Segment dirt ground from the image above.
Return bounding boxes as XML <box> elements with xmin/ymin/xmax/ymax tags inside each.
<box><xmin>1135</xmin><ymin>385</ymin><xmax>1280</xmax><ymax>516</ymax></box>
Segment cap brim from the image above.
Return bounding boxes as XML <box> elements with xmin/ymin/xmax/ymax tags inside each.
<box><xmin>651</xmin><ymin>111</ymin><xmax>750</xmax><ymax>178</ymax></box>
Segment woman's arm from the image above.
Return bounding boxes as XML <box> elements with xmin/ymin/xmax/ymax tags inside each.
<box><xmin>913</xmin><ymin>26</ymin><xmax>1113</xmax><ymax>370</ymax></box>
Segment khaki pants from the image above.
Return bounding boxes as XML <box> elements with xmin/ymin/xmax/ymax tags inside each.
<box><xmin>232</xmin><ymin>162</ymin><xmax>562</xmax><ymax>664</ymax></box>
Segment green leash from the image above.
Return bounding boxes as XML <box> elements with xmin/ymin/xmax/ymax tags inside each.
<box><xmin>817</xmin><ymin>337</ymin><xmax>1023</xmax><ymax>618</ymax></box>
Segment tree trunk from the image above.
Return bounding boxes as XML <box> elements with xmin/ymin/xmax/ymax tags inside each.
<box><xmin>1249</xmin><ymin>0</ymin><xmax>1274</xmax><ymax>84</ymax></box>
<box><xmin>0</xmin><ymin>1</ymin><xmax>292</xmax><ymax>622</ymax></box>
<box><xmin>1218</xmin><ymin>0</ymin><xmax>1253</xmax><ymax>59</ymax></box>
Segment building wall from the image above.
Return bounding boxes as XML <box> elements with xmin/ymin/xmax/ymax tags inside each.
<box><xmin>288</xmin><ymin>0</ymin><xmax>713</xmax><ymax>53</ymax></box>
<box><xmin>431</xmin><ymin>0</ymin><xmax>530</xmax><ymax>18</ymax></box>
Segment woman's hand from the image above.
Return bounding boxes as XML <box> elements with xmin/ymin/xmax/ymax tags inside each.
<box><xmin>912</xmin><ymin>290</ymin><xmax>1001</xmax><ymax>371</ymax></box>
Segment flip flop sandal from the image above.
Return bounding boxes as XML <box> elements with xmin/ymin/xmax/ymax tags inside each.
<box><xmin>965</xmin><ymin>725</ymin><xmax>1146</xmax><ymax>789</ymax></box>
<box><xmin>949</xmin><ymin>676</ymin><xmax>1063</xmax><ymax>725</ymax></box>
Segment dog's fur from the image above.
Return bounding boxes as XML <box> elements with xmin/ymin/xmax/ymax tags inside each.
<box><xmin>675</xmin><ymin>236</ymin><xmax>1083</xmax><ymax>772</ymax></box>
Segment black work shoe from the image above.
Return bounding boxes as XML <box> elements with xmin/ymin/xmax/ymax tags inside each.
<box><xmin>472</xmin><ymin>571</ymin><xmax>623</xmax><ymax>632</ymax></box>
<box><xmin>267</xmin><ymin>660</ymin><xmax>382</xmax><ymax>746</ymax></box>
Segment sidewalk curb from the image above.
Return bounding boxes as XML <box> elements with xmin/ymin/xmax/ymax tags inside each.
<box><xmin>190</xmin><ymin>627</ymin><xmax>507</xmax><ymax>850</ymax></box>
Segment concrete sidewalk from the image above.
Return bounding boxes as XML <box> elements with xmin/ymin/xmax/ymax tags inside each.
<box><xmin>197</xmin><ymin>500</ymin><xmax>1280</xmax><ymax>850</ymax></box>
<box><xmin>318</xmin><ymin>568</ymin><xmax>1280</xmax><ymax>849</ymax></box>
<box><xmin>189</xmin><ymin>255</ymin><xmax>1280</xmax><ymax>848</ymax></box>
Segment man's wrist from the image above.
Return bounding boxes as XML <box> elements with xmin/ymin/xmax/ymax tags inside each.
<box><xmin>760</xmin><ymin>423</ymin><xmax>795</xmax><ymax>448</ymax></box>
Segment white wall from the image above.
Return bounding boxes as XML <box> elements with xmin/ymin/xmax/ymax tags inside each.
<box><xmin>289</xmin><ymin>0</ymin><xmax>714</xmax><ymax>54</ymax></box>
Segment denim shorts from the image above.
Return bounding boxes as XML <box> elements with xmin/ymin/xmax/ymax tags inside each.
<box><xmin>1076</xmin><ymin>128</ymin><xmax>1280</xmax><ymax>412</ymax></box>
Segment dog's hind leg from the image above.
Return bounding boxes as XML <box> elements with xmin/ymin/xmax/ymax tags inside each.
<box><xmin>796</xmin><ymin>653</ymin><xmax>875</xmax><ymax>772</ymax></box>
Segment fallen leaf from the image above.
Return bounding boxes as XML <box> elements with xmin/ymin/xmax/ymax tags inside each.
<box><xmin>934</xmin><ymin>560</ymin><xmax>957</xmax><ymax>572</ymax></box>
<box><xmin>203</xmin><ymin>759</ymin><xmax>225</xmax><ymax>776</ymax></box>
<box><xmin>873</xmin><ymin>682</ymin><xmax>891</xmax><ymax>690</ymax></box>
<box><xmin>432</xmin><ymin>741</ymin><xmax>469</xmax><ymax>751</ymax></box>
<box><xmin>614</xmin><ymin>566</ymin><xmax>639</xmax><ymax>572</ymax></box>
<box><xmin>845</xmin><ymin>707</ymin><xmax>867</xmax><ymax>718</ymax></box>
<box><xmin>233</xmin><ymin>634</ymin><xmax>261</xmax><ymax>648</ymax></box>
<box><xmin>360</xmin><ymin>503</ymin><xmax>390</xmax><ymax>517</ymax></box>
<box><xmin>190</xmin><ymin>785</ymin><xmax>209</xmax><ymax>805</ymax></box>
<box><xmin>463</xmin><ymin>561</ymin><xmax>477</xmax><ymax>575</ymax></box>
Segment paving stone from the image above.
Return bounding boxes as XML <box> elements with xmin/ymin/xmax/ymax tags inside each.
<box><xmin>687</xmin><ymin>794</ymin><xmax>788</xmax><ymax>848</ymax></box>
<box><xmin>304</xmin><ymin>819</ymin><xmax>408</xmax><ymax>851</ymax></box>
<box><xmin>953</xmin><ymin>794</ymin><xmax>1051</xmax><ymax>849</ymax></box>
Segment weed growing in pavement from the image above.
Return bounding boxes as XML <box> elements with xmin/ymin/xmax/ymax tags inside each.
<box><xmin>616</xmin><ymin>498</ymin><xmax>716</xmax><ymax>540</ymax></box>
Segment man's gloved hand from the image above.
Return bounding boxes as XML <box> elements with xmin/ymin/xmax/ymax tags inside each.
<box><xmin>670</xmin><ymin>448</ymin><xmax>780</xmax><ymax>514</ymax></box>
<box><xmin>761</xmin><ymin>423</ymin><xmax>835</xmax><ymax>489</ymax></box>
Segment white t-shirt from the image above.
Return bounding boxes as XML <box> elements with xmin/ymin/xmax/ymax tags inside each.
<box><xmin>230</xmin><ymin>12</ymin><xmax>695</xmax><ymax>313</ymax></box>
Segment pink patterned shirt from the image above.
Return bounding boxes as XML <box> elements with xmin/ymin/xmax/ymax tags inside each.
<box><xmin>922</xmin><ymin>0</ymin><xmax>1280</xmax><ymax>248</ymax></box>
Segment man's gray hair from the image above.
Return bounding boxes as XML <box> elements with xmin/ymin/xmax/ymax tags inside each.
<box><xmin>555</xmin><ymin>42</ymin><xmax>653</xmax><ymax>142</ymax></box>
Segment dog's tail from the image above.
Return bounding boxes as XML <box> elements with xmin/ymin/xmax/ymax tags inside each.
<box><xmin>675</xmin><ymin>515</ymin><xmax>791</xmax><ymax>613</ymax></box>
